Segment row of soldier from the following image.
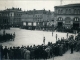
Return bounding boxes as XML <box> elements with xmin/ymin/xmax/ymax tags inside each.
<box><xmin>0</xmin><ymin>32</ymin><xmax>15</xmax><ymax>42</ymax></box>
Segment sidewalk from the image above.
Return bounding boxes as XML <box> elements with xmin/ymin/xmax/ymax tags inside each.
<box><xmin>48</xmin><ymin>50</ymin><xmax>80</xmax><ymax>60</ymax></box>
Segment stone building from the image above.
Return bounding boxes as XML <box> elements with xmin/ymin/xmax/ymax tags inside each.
<box><xmin>7</xmin><ymin>7</ymin><xmax>25</xmax><ymax>27</ymax></box>
<box><xmin>21</xmin><ymin>9</ymin><xmax>54</xmax><ymax>30</ymax></box>
<box><xmin>54</xmin><ymin>3</ymin><xmax>80</xmax><ymax>31</ymax></box>
<box><xmin>0</xmin><ymin>10</ymin><xmax>10</xmax><ymax>29</ymax></box>
<box><xmin>0</xmin><ymin>7</ymin><xmax>25</xmax><ymax>28</ymax></box>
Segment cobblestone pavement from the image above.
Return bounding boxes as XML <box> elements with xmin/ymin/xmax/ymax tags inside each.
<box><xmin>48</xmin><ymin>50</ymin><xmax>80</xmax><ymax>60</ymax></box>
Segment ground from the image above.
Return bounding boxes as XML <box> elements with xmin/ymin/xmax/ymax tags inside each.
<box><xmin>37</xmin><ymin>50</ymin><xmax>80</xmax><ymax>60</ymax></box>
<box><xmin>0</xmin><ymin>28</ymin><xmax>75</xmax><ymax>47</ymax></box>
<box><xmin>0</xmin><ymin>28</ymin><xmax>79</xmax><ymax>60</ymax></box>
<box><xmin>50</xmin><ymin>50</ymin><xmax>80</xmax><ymax>60</ymax></box>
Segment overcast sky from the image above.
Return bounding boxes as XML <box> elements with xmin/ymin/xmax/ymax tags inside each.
<box><xmin>0</xmin><ymin>0</ymin><xmax>80</xmax><ymax>11</ymax></box>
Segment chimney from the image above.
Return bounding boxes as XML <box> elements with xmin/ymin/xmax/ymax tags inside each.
<box><xmin>20</xmin><ymin>8</ymin><xmax>21</xmax><ymax>11</ymax></box>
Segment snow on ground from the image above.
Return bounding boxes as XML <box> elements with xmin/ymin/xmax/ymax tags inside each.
<box><xmin>0</xmin><ymin>28</ymin><xmax>75</xmax><ymax>47</ymax></box>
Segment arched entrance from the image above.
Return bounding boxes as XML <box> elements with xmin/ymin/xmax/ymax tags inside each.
<box><xmin>64</xmin><ymin>17</ymin><xmax>71</xmax><ymax>29</ymax></box>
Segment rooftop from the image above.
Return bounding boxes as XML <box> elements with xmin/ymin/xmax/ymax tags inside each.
<box><xmin>26</xmin><ymin>9</ymin><xmax>51</xmax><ymax>14</ymax></box>
<box><xmin>55</xmin><ymin>3</ymin><xmax>80</xmax><ymax>8</ymax></box>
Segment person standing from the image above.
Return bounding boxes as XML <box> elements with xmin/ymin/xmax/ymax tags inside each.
<box><xmin>52</xmin><ymin>32</ymin><xmax>53</xmax><ymax>36</ymax></box>
<box><xmin>43</xmin><ymin>37</ymin><xmax>45</xmax><ymax>45</ymax></box>
<box><xmin>56</xmin><ymin>34</ymin><xmax>58</xmax><ymax>42</ymax></box>
<box><xmin>70</xmin><ymin>43</ymin><xmax>74</xmax><ymax>54</ymax></box>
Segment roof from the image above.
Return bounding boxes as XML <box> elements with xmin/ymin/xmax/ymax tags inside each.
<box><xmin>26</xmin><ymin>10</ymin><xmax>51</xmax><ymax>14</ymax></box>
<box><xmin>55</xmin><ymin>3</ymin><xmax>80</xmax><ymax>8</ymax></box>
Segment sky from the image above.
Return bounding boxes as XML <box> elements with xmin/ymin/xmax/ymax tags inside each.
<box><xmin>0</xmin><ymin>0</ymin><xmax>80</xmax><ymax>11</ymax></box>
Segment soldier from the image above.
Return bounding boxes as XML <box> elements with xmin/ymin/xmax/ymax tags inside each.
<box><xmin>43</xmin><ymin>37</ymin><xmax>45</xmax><ymax>45</ymax></box>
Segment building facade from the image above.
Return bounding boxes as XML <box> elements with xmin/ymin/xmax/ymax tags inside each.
<box><xmin>21</xmin><ymin>9</ymin><xmax>54</xmax><ymax>30</ymax></box>
<box><xmin>0</xmin><ymin>10</ymin><xmax>10</xmax><ymax>29</ymax></box>
<box><xmin>7</xmin><ymin>7</ymin><xmax>25</xmax><ymax>27</ymax></box>
<box><xmin>54</xmin><ymin>4</ymin><xmax>80</xmax><ymax>31</ymax></box>
<box><xmin>0</xmin><ymin>7</ymin><xmax>25</xmax><ymax>28</ymax></box>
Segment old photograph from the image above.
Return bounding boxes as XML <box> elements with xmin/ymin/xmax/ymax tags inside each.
<box><xmin>0</xmin><ymin>0</ymin><xmax>80</xmax><ymax>60</ymax></box>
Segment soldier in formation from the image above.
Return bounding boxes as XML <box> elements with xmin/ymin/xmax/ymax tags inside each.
<box><xmin>0</xmin><ymin>32</ymin><xmax>15</xmax><ymax>42</ymax></box>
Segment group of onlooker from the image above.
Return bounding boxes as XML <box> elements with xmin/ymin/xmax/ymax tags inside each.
<box><xmin>0</xmin><ymin>32</ymin><xmax>80</xmax><ymax>60</ymax></box>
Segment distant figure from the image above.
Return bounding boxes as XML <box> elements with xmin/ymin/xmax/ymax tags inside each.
<box><xmin>13</xmin><ymin>32</ymin><xmax>15</xmax><ymax>37</ymax></box>
<box><xmin>43</xmin><ymin>37</ymin><xmax>45</xmax><ymax>45</ymax></box>
<box><xmin>56</xmin><ymin>34</ymin><xmax>57</xmax><ymax>41</ymax></box>
<box><xmin>67</xmin><ymin>32</ymin><xmax>68</xmax><ymax>39</ymax></box>
<box><xmin>13</xmin><ymin>32</ymin><xmax>15</xmax><ymax>41</ymax></box>
<box><xmin>52</xmin><ymin>32</ymin><xmax>53</xmax><ymax>36</ymax></box>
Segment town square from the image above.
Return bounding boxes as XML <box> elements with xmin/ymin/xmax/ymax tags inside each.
<box><xmin>0</xmin><ymin>0</ymin><xmax>80</xmax><ymax>60</ymax></box>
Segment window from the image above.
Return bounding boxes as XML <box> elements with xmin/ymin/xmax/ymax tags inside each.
<box><xmin>74</xmin><ymin>17</ymin><xmax>79</xmax><ymax>21</ymax></box>
<box><xmin>58</xmin><ymin>9</ymin><xmax>60</xmax><ymax>14</ymax></box>
<box><xmin>60</xmin><ymin>10</ymin><xmax>63</xmax><ymax>14</ymax></box>
<box><xmin>74</xmin><ymin>9</ymin><xmax>78</xmax><ymax>14</ymax></box>
<box><xmin>58</xmin><ymin>17</ymin><xmax>63</xmax><ymax>21</ymax></box>
<box><xmin>68</xmin><ymin>9</ymin><xmax>71</xmax><ymax>14</ymax></box>
<box><xmin>65</xmin><ymin>9</ymin><xmax>68</xmax><ymax>14</ymax></box>
<box><xmin>77</xmin><ymin>9</ymin><xmax>80</xmax><ymax>14</ymax></box>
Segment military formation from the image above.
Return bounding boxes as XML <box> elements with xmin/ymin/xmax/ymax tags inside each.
<box><xmin>0</xmin><ymin>32</ymin><xmax>15</xmax><ymax>42</ymax></box>
<box><xmin>0</xmin><ymin>32</ymin><xmax>80</xmax><ymax>60</ymax></box>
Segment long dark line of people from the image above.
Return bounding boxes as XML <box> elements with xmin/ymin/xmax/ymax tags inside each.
<box><xmin>0</xmin><ymin>33</ymin><xmax>80</xmax><ymax>60</ymax></box>
<box><xmin>0</xmin><ymin>32</ymin><xmax>15</xmax><ymax>42</ymax></box>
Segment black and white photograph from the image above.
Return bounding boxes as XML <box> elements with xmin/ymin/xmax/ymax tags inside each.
<box><xmin>0</xmin><ymin>0</ymin><xmax>80</xmax><ymax>60</ymax></box>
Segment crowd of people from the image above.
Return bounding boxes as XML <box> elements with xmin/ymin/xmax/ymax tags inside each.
<box><xmin>0</xmin><ymin>32</ymin><xmax>80</xmax><ymax>60</ymax></box>
<box><xmin>0</xmin><ymin>32</ymin><xmax>15</xmax><ymax>42</ymax></box>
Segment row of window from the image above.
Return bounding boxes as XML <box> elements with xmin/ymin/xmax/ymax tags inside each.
<box><xmin>0</xmin><ymin>14</ymin><xmax>9</xmax><ymax>16</ymax></box>
<box><xmin>57</xmin><ymin>8</ymin><xmax>80</xmax><ymax>14</ymax></box>
<box><xmin>58</xmin><ymin>17</ymin><xmax>79</xmax><ymax>21</ymax></box>
<box><xmin>33</xmin><ymin>15</ymin><xmax>43</xmax><ymax>17</ymax></box>
<box><xmin>0</xmin><ymin>13</ymin><xmax>22</xmax><ymax>17</ymax></box>
<box><xmin>15</xmin><ymin>14</ymin><xmax>22</xmax><ymax>16</ymax></box>
<box><xmin>0</xmin><ymin>19</ymin><xmax>9</xmax><ymax>23</ymax></box>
